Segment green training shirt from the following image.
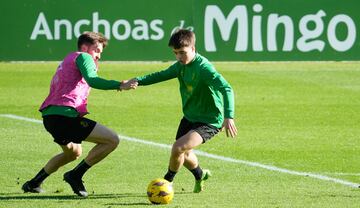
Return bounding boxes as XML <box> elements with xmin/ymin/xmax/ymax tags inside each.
<box><xmin>136</xmin><ymin>53</ymin><xmax>234</xmax><ymax>129</ymax></box>
<box><xmin>41</xmin><ymin>53</ymin><xmax>120</xmax><ymax>117</ymax></box>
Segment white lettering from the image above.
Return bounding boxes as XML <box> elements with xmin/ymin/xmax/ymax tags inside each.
<box><xmin>327</xmin><ymin>14</ymin><xmax>356</xmax><ymax>52</ymax></box>
<box><xmin>74</xmin><ymin>19</ymin><xmax>91</xmax><ymax>37</ymax></box>
<box><xmin>203</xmin><ymin>4</ymin><xmax>357</xmax><ymax>53</ymax></box>
<box><xmin>297</xmin><ymin>10</ymin><xmax>326</xmax><ymax>52</ymax></box>
<box><xmin>29</xmin><ymin>6</ymin><xmax>357</xmax><ymax>54</ymax></box>
<box><xmin>150</xmin><ymin>20</ymin><xmax>164</xmax><ymax>40</ymax></box>
<box><xmin>30</xmin><ymin>12</ymin><xmax>53</xmax><ymax>40</ymax></box>
<box><xmin>132</xmin><ymin>19</ymin><xmax>149</xmax><ymax>40</ymax></box>
<box><xmin>30</xmin><ymin>12</ymin><xmax>165</xmax><ymax>41</ymax></box>
<box><xmin>54</xmin><ymin>19</ymin><xmax>72</xmax><ymax>40</ymax></box>
<box><xmin>171</xmin><ymin>20</ymin><xmax>194</xmax><ymax>35</ymax></box>
<box><xmin>112</xmin><ymin>20</ymin><xmax>131</xmax><ymax>40</ymax></box>
<box><xmin>267</xmin><ymin>14</ymin><xmax>294</xmax><ymax>51</ymax></box>
<box><xmin>93</xmin><ymin>12</ymin><xmax>111</xmax><ymax>39</ymax></box>
<box><xmin>205</xmin><ymin>5</ymin><xmax>248</xmax><ymax>52</ymax></box>
<box><xmin>252</xmin><ymin>4</ymin><xmax>263</xmax><ymax>51</ymax></box>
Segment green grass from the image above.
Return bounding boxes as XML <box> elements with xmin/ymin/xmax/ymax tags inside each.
<box><xmin>1</xmin><ymin>61</ymin><xmax>360</xmax><ymax>207</ymax></box>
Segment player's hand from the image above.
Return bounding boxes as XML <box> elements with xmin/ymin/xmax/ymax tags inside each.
<box><xmin>221</xmin><ymin>118</ymin><xmax>237</xmax><ymax>138</ymax></box>
<box><xmin>120</xmin><ymin>79</ymin><xmax>138</xmax><ymax>90</ymax></box>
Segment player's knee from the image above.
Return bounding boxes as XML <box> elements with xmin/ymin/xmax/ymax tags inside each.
<box><xmin>65</xmin><ymin>150</ymin><xmax>81</xmax><ymax>161</ymax></box>
<box><xmin>113</xmin><ymin>134</ymin><xmax>120</xmax><ymax>147</ymax></box>
<box><xmin>108</xmin><ymin>134</ymin><xmax>120</xmax><ymax>150</ymax></box>
<box><xmin>63</xmin><ymin>144</ymin><xmax>82</xmax><ymax>161</ymax></box>
<box><xmin>172</xmin><ymin>144</ymin><xmax>186</xmax><ymax>155</ymax></box>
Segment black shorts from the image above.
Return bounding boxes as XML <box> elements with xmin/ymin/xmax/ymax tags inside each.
<box><xmin>175</xmin><ymin>117</ymin><xmax>220</xmax><ymax>143</ymax></box>
<box><xmin>43</xmin><ymin>115</ymin><xmax>97</xmax><ymax>145</ymax></box>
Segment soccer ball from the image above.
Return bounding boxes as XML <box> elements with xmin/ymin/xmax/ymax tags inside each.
<box><xmin>147</xmin><ymin>178</ymin><xmax>174</xmax><ymax>204</ymax></box>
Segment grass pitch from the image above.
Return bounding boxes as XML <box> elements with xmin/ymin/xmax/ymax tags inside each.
<box><xmin>0</xmin><ymin>61</ymin><xmax>360</xmax><ymax>207</ymax></box>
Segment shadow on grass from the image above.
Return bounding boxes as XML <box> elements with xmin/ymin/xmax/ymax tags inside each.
<box><xmin>105</xmin><ymin>192</ymin><xmax>194</xmax><ymax>206</ymax></box>
<box><xmin>105</xmin><ymin>202</ymin><xmax>152</xmax><ymax>206</ymax></box>
<box><xmin>0</xmin><ymin>192</ymin><xmax>145</xmax><ymax>201</ymax></box>
<box><xmin>0</xmin><ymin>191</ymin><xmax>195</xmax><ymax>206</ymax></box>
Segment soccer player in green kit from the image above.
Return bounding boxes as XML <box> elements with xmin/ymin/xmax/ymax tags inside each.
<box><xmin>131</xmin><ymin>29</ymin><xmax>237</xmax><ymax>193</ymax></box>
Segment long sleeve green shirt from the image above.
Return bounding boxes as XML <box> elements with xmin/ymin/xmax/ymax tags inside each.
<box><xmin>136</xmin><ymin>53</ymin><xmax>234</xmax><ymax>129</ymax></box>
<box><xmin>41</xmin><ymin>53</ymin><xmax>120</xmax><ymax>117</ymax></box>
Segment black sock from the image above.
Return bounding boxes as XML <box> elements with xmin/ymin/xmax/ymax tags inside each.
<box><xmin>30</xmin><ymin>168</ymin><xmax>49</xmax><ymax>186</ymax></box>
<box><xmin>190</xmin><ymin>166</ymin><xmax>203</xmax><ymax>180</ymax></box>
<box><xmin>164</xmin><ymin>168</ymin><xmax>177</xmax><ymax>182</ymax></box>
<box><xmin>71</xmin><ymin>160</ymin><xmax>91</xmax><ymax>179</ymax></box>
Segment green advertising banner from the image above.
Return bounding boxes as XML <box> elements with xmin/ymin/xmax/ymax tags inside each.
<box><xmin>0</xmin><ymin>0</ymin><xmax>359</xmax><ymax>61</ymax></box>
<box><xmin>195</xmin><ymin>0</ymin><xmax>359</xmax><ymax>61</ymax></box>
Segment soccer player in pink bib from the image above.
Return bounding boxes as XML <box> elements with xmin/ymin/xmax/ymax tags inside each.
<box><xmin>22</xmin><ymin>32</ymin><xmax>137</xmax><ymax>197</ymax></box>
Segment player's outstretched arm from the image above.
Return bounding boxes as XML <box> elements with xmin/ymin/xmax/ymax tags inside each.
<box><xmin>222</xmin><ymin>118</ymin><xmax>237</xmax><ymax>138</ymax></box>
<box><xmin>120</xmin><ymin>79</ymin><xmax>138</xmax><ymax>91</ymax></box>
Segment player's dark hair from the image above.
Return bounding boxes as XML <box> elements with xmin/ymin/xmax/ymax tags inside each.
<box><xmin>168</xmin><ymin>29</ymin><xmax>195</xmax><ymax>49</ymax></box>
<box><xmin>77</xmin><ymin>31</ymin><xmax>108</xmax><ymax>50</ymax></box>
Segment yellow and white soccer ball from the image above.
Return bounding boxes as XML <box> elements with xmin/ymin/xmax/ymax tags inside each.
<box><xmin>147</xmin><ymin>178</ymin><xmax>174</xmax><ymax>204</ymax></box>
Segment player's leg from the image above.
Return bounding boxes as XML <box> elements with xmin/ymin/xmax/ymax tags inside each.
<box><xmin>83</xmin><ymin>122</ymin><xmax>120</xmax><ymax>165</ymax></box>
<box><xmin>182</xmin><ymin>149</ymin><xmax>211</xmax><ymax>193</ymax></box>
<box><xmin>183</xmin><ymin>124</ymin><xmax>218</xmax><ymax>193</ymax></box>
<box><xmin>63</xmin><ymin>122</ymin><xmax>119</xmax><ymax>197</ymax></box>
<box><xmin>45</xmin><ymin>143</ymin><xmax>82</xmax><ymax>173</ymax></box>
<box><xmin>184</xmin><ymin>150</ymin><xmax>202</xmax><ymax>181</ymax></box>
<box><xmin>22</xmin><ymin>142</ymin><xmax>82</xmax><ymax>193</ymax></box>
<box><xmin>183</xmin><ymin>150</ymin><xmax>198</xmax><ymax>170</ymax></box>
<box><xmin>164</xmin><ymin>118</ymin><xmax>191</xmax><ymax>182</ymax></box>
<box><xmin>22</xmin><ymin>115</ymin><xmax>85</xmax><ymax>194</ymax></box>
<box><xmin>164</xmin><ymin>130</ymin><xmax>203</xmax><ymax>182</ymax></box>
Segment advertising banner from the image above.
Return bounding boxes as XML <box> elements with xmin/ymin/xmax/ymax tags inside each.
<box><xmin>0</xmin><ymin>0</ymin><xmax>359</xmax><ymax>61</ymax></box>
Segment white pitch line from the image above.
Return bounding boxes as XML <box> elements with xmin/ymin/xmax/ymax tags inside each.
<box><xmin>319</xmin><ymin>172</ymin><xmax>360</xmax><ymax>176</ymax></box>
<box><xmin>1</xmin><ymin>114</ymin><xmax>42</xmax><ymax>124</ymax></box>
<box><xmin>1</xmin><ymin>113</ymin><xmax>359</xmax><ymax>188</ymax></box>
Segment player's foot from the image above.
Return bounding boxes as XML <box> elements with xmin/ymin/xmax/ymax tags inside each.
<box><xmin>193</xmin><ymin>169</ymin><xmax>211</xmax><ymax>193</ymax></box>
<box><xmin>63</xmin><ymin>171</ymin><xmax>88</xmax><ymax>197</ymax></box>
<box><xmin>22</xmin><ymin>181</ymin><xmax>45</xmax><ymax>193</ymax></box>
